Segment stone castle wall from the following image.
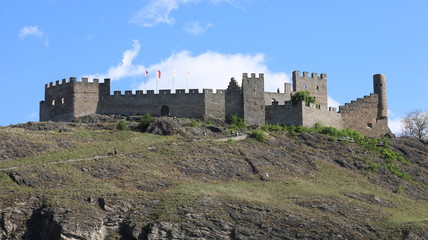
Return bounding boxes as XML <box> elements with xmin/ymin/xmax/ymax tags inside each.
<box><xmin>97</xmin><ymin>89</ymin><xmax>207</xmax><ymax>118</ymax></box>
<box><xmin>266</xmin><ymin>101</ymin><xmax>342</xmax><ymax>128</ymax></box>
<box><xmin>40</xmin><ymin>71</ymin><xmax>391</xmax><ymax>137</ymax></box>
<box><xmin>339</xmin><ymin>93</ymin><xmax>389</xmax><ymax>137</ymax></box>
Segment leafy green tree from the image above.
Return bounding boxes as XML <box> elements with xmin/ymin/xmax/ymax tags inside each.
<box><xmin>227</xmin><ymin>114</ymin><xmax>247</xmax><ymax>129</ymax></box>
<box><xmin>139</xmin><ymin>113</ymin><xmax>154</xmax><ymax>132</ymax></box>
<box><xmin>291</xmin><ymin>91</ymin><xmax>316</xmax><ymax>106</ymax></box>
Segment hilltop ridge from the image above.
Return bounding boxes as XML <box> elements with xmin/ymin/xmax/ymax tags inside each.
<box><xmin>0</xmin><ymin>116</ymin><xmax>427</xmax><ymax>240</ymax></box>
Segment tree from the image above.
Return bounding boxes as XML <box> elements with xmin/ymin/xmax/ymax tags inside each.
<box><xmin>401</xmin><ymin>110</ymin><xmax>428</xmax><ymax>140</ymax></box>
<box><xmin>291</xmin><ymin>91</ymin><xmax>316</xmax><ymax>106</ymax></box>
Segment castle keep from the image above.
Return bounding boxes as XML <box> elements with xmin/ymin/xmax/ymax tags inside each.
<box><xmin>40</xmin><ymin>71</ymin><xmax>390</xmax><ymax>137</ymax></box>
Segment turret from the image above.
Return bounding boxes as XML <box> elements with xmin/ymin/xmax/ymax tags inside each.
<box><xmin>373</xmin><ymin>74</ymin><xmax>387</xmax><ymax>119</ymax></box>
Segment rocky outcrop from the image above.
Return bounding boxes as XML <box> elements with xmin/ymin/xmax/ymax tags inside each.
<box><xmin>0</xmin><ymin>123</ymin><xmax>427</xmax><ymax>239</ymax></box>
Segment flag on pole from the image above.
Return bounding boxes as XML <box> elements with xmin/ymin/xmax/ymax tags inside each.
<box><xmin>157</xmin><ymin>70</ymin><xmax>161</xmax><ymax>79</ymax></box>
<box><xmin>144</xmin><ymin>71</ymin><xmax>148</xmax><ymax>92</ymax></box>
<box><xmin>172</xmin><ymin>69</ymin><xmax>177</xmax><ymax>91</ymax></box>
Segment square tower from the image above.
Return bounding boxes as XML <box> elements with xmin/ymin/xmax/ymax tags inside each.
<box><xmin>242</xmin><ymin>73</ymin><xmax>265</xmax><ymax>125</ymax></box>
<box><xmin>292</xmin><ymin>71</ymin><xmax>328</xmax><ymax>108</ymax></box>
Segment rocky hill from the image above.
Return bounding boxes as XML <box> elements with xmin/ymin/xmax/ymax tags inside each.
<box><xmin>0</xmin><ymin>115</ymin><xmax>427</xmax><ymax>240</ymax></box>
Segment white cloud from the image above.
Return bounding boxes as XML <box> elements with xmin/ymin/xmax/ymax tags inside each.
<box><xmin>327</xmin><ymin>96</ymin><xmax>341</xmax><ymax>109</ymax></box>
<box><xmin>27</xmin><ymin>112</ymin><xmax>38</xmax><ymax>121</ymax></box>
<box><xmin>389</xmin><ymin>117</ymin><xmax>403</xmax><ymax>136</ymax></box>
<box><xmin>19</xmin><ymin>26</ymin><xmax>44</xmax><ymax>39</ymax></box>
<box><xmin>130</xmin><ymin>0</ymin><xmax>252</xmax><ymax>27</ymax></box>
<box><xmin>183</xmin><ymin>21</ymin><xmax>213</xmax><ymax>35</ymax></box>
<box><xmin>86</xmin><ymin>40</ymin><xmax>290</xmax><ymax>92</ymax></box>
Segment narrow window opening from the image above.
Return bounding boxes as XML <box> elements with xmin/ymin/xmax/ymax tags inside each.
<box><xmin>304</xmin><ymin>84</ymin><xmax>307</xmax><ymax>89</ymax></box>
<box><xmin>61</xmin><ymin>98</ymin><xmax>65</xmax><ymax>104</ymax></box>
<box><xmin>52</xmin><ymin>99</ymin><xmax>55</xmax><ymax>106</ymax></box>
<box><xmin>367</xmin><ymin>123</ymin><xmax>373</xmax><ymax>128</ymax></box>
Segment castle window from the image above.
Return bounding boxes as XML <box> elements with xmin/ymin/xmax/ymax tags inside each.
<box><xmin>304</xmin><ymin>84</ymin><xmax>307</xmax><ymax>89</ymax></box>
<box><xmin>316</xmin><ymin>86</ymin><xmax>319</xmax><ymax>90</ymax></box>
<box><xmin>52</xmin><ymin>99</ymin><xmax>55</xmax><ymax>106</ymax></box>
<box><xmin>367</xmin><ymin>123</ymin><xmax>373</xmax><ymax>128</ymax></box>
<box><xmin>61</xmin><ymin>98</ymin><xmax>65</xmax><ymax>104</ymax></box>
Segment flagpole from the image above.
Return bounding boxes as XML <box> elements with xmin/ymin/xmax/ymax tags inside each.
<box><xmin>186</xmin><ymin>67</ymin><xmax>189</xmax><ymax>92</ymax></box>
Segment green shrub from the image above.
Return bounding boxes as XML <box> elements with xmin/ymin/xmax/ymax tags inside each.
<box><xmin>184</xmin><ymin>120</ymin><xmax>199</xmax><ymax>127</ymax></box>
<box><xmin>291</xmin><ymin>91</ymin><xmax>316</xmax><ymax>106</ymax></box>
<box><xmin>116</xmin><ymin>120</ymin><xmax>130</xmax><ymax>131</ymax></box>
<box><xmin>228</xmin><ymin>114</ymin><xmax>247</xmax><ymax>130</ymax></box>
<box><xmin>250</xmin><ymin>129</ymin><xmax>268</xmax><ymax>143</ymax></box>
<box><xmin>139</xmin><ymin>113</ymin><xmax>154</xmax><ymax>132</ymax></box>
<box><xmin>396</xmin><ymin>185</ymin><xmax>404</xmax><ymax>194</ymax></box>
<box><xmin>261</xmin><ymin>124</ymin><xmax>285</xmax><ymax>131</ymax></box>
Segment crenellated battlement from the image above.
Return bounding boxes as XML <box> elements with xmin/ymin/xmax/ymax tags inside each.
<box><xmin>339</xmin><ymin>93</ymin><xmax>378</xmax><ymax>113</ymax></box>
<box><xmin>293</xmin><ymin>71</ymin><xmax>327</xmax><ymax>80</ymax></box>
<box><xmin>242</xmin><ymin>73</ymin><xmax>264</xmax><ymax>80</ymax></box>
<box><xmin>45</xmin><ymin>77</ymin><xmax>110</xmax><ymax>89</ymax></box>
<box><xmin>108</xmin><ymin>88</ymin><xmax>228</xmax><ymax>97</ymax></box>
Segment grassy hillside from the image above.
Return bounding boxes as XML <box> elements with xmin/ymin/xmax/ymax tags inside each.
<box><xmin>0</xmin><ymin>118</ymin><xmax>427</xmax><ymax>239</ymax></box>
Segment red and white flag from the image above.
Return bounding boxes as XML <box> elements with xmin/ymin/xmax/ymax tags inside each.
<box><xmin>157</xmin><ymin>70</ymin><xmax>161</xmax><ymax>79</ymax></box>
<box><xmin>145</xmin><ymin>71</ymin><xmax>149</xmax><ymax>78</ymax></box>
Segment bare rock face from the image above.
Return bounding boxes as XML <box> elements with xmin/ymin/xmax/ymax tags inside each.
<box><xmin>1</xmin><ymin>122</ymin><xmax>427</xmax><ymax>239</ymax></box>
<box><xmin>146</xmin><ymin>118</ymin><xmax>183</xmax><ymax>136</ymax></box>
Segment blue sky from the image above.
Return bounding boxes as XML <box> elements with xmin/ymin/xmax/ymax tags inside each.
<box><xmin>1</xmin><ymin>0</ymin><xmax>427</xmax><ymax>133</ymax></box>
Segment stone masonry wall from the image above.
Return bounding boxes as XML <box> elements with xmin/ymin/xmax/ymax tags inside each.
<box><xmin>225</xmin><ymin>78</ymin><xmax>243</xmax><ymax>119</ymax></box>
<box><xmin>266</xmin><ymin>101</ymin><xmax>342</xmax><ymax>128</ymax></box>
<box><xmin>302</xmin><ymin>103</ymin><xmax>342</xmax><ymax>129</ymax></box>
<box><xmin>265</xmin><ymin>102</ymin><xmax>303</xmax><ymax>126</ymax></box>
<box><xmin>264</xmin><ymin>92</ymin><xmax>291</xmax><ymax>106</ymax></box>
<box><xmin>73</xmin><ymin>78</ymin><xmax>102</xmax><ymax>119</ymax></box>
<box><xmin>292</xmin><ymin>71</ymin><xmax>328</xmax><ymax>108</ymax></box>
<box><xmin>339</xmin><ymin>93</ymin><xmax>389</xmax><ymax>137</ymax></box>
<box><xmin>97</xmin><ymin>89</ymin><xmax>206</xmax><ymax>118</ymax></box>
<box><xmin>204</xmin><ymin>89</ymin><xmax>226</xmax><ymax>120</ymax></box>
<box><xmin>242</xmin><ymin>73</ymin><xmax>265</xmax><ymax>125</ymax></box>
<box><xmin>40</xmin><ymin>78</ymin><xmax>76</xmax><ymax>122</ymax></box>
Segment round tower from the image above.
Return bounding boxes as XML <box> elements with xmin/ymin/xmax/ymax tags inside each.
<box><xmin>373</xmin><ymin>74</ymin><xmax>387</xmax><ymax>119</ymax></box>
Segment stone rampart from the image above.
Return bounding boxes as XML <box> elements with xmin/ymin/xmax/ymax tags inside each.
<box><xmin>339</xmin><ymin>93</ymin><xmax>388</xmax><ymax>137</ymax></box>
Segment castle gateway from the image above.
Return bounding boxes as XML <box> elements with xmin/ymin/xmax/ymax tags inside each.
<box><xmin>40</xmin><ymin>71</ymin><xmax>390</xmax><ymax>137</ymax></box>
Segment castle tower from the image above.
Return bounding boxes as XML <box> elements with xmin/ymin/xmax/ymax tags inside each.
<box><xmin>40</xmin><ymin>78</ymin><xmax>111</xmax><ymax>122</ymax></box>
<box><xmin>292</xmin><ymin>71</ymin><xmax>328</xmax><ymax>108</ymax></box>
<box><xmin>373</xmin><ymin>74</ymin><xmax>387</xmax><ymax>119</ymax></box>
<box><xmin>242</xmin><ymin>73</ymin><xmax>265</xmax><ymax>125</ymax></box>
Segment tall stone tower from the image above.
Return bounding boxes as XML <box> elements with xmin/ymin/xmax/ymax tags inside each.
<box><xmin>373</xmin><ymin>74</ymin><xmax>387</xmax><ymax>119</ymax></box>
<box><xmin>242</xmin><ymin>73</ymin><xmax>265</xmax><ymax>125</ymax></box>
<box><xmin>292</xmin><ymin>71</ymin><xmax>328</xmax><ymax>108</ymax></box>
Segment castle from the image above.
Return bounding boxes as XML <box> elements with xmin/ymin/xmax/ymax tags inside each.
<box><xmin>40</xmin><ymin>71</ymin><xmax>390</xmax><ymax>137</ymax></box>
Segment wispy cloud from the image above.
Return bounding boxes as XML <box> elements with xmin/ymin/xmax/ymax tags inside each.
<box><xmin>183</xmin><ymin>21</ymin><xmax>213</xmax><ymax>35</ymax></box>
<box><xmin>328</xmin><ymin>96</ymin><xmax>341</xmax><ymax>109</ymax></box>
<box><xmin>19</xmin><ymin>26</ymin><xmax>44</xmax><ymax>40</ymax></box>
<box><xmin>130</xmin><ymin>0</ymin><xmax>252</xmax><ymax>27</ymax></box>
<box><xmin>86</xmin><ymin>40</ymin><xmax>290</xmax><ymax>92</ymax></box>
